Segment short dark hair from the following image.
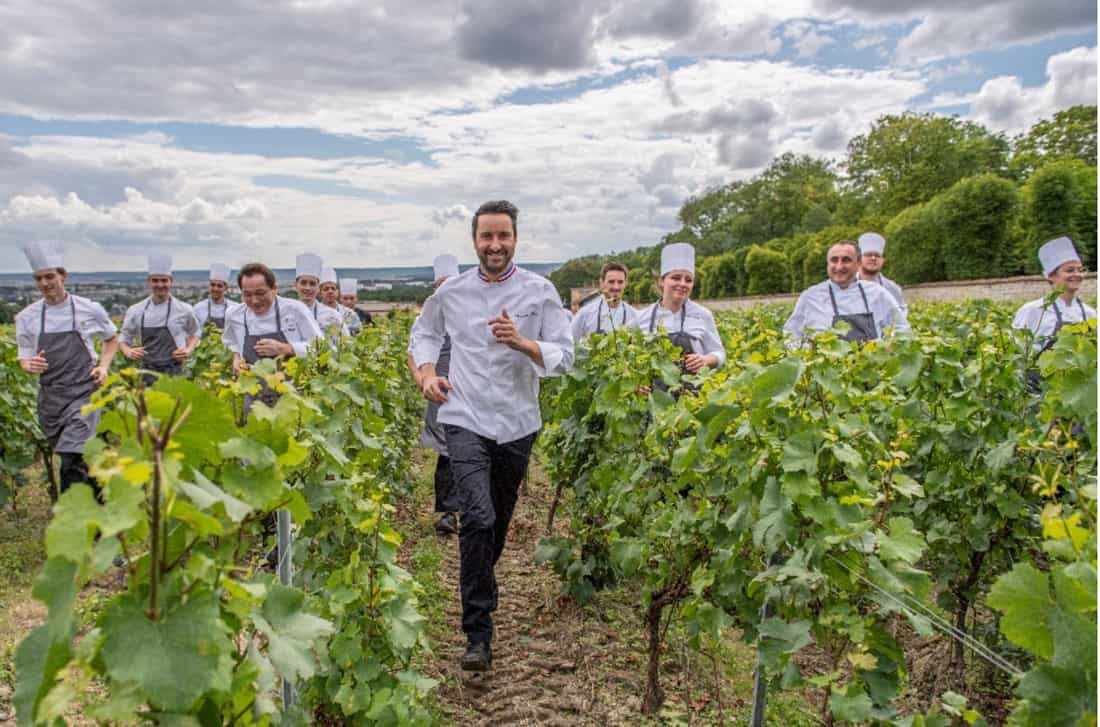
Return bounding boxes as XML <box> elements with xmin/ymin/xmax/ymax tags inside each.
<box><xmin>471</xmin><ymin>200</ymin><xmax>518</xmax><ymax>241</ymax></box>
<box><xmin>600</xmin><ymin>262</ymin><xmax>628</xmax><ymax>280</ymax></box>
<box><xmin>830</xmin><ymin>240</ymin><xmax>859</xmax><ymax>257</ymax></box>
<box><xmin>238</xmin><ymin>262</ymin><xmax>276</xmax><ymax>289</ymax></box>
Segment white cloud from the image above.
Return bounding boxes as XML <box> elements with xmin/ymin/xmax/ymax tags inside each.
<box><xmin>969</xmin><ymin>46</ymin><xmax>1097</xmax><ymax>134</ymax></box>
<box><xmin>814</xmin><ymin>0</ymin><xmax>1095</xmax><ymax>62</ymax></box>
<box><xmin>0</xmin><ymin>56</ymin><xmax>930</xmax><ymax>271</ymax></box>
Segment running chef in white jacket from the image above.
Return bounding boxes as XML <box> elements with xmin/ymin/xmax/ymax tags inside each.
<box><xmin>194</xmin><ymin>262</ymin><xmax>238</xmax><ymax>336</ymax></box>
<box><xmin>784</xmin><ymin>240</ymin><xmax>910</xmax><ymax>344</ymax></box>
<box><xmin>571</xmin><ymin>261</ymin><xmax>640</xmax><ymax>340</ymax></box>
<box><xmin>119</xmin><ymin>253</ymin><xmax>201</xmax><ymax>378</ymax></box>
<box><xmin>409</xmin><ymin>200</ymin><xmax>573</xmax><ymax>673</ymax></box>
<box><xmin>16</xmin><ymin>240</ymin><xmax>119</xmax><ymax>497</ymax></box>
<box><xmin>1013</xmin><ymin>236</ymin><xmax>1096</xmax><ymax>352</ymax></box>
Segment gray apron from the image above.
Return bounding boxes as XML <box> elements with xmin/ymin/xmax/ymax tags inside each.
<box><xmin>1027</xmin><ymin>298</ymin><xmax>1089</xmax><ymax>392</ymax></box>
<box><xmin>36</xmin><ymin>297</ymin><xmax>100</xmax><ymax>453</ymax></box>
<box><xmin>648</xmin><ymin>304</ymin><xmax>698</xmax><ymax>396</ymax></box>
<box><xmin>140</xmin><ymin>297</ymin><xmax>182</xmax><ymax>375</ymax></box>
<box><xmin>594</xmin><ymin>299</ymin><xmax>628</xmax><ymax>335</ymax></box>
<box><xmin>202</xmin><ymin>299</ymin><xmax>227</xmax><ymax>336</ymax></box>
<box><xmin>828</xmin><ymin>283</ymin><xmax>877</xmax><ymax>343</ymax></box>
<box><xmin>419</xmin><ymin>335</ymin><xmax>451</xmax><ymax>455</ymax></box>
<box><xmin>243</xmin><ymin>299</ymin><xmax>290</xmax><ymax>415</ymax></box>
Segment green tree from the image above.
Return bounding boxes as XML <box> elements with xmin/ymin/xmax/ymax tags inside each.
<box><xmin>1011</xmin><ymin>104</ymin><xmax>1097</xmax><ymax>179</ymax></box>
<box><xmin>845</xmin><ymin>112</ymin><xmax>1010</xmax><ymax>218</ymax></box>
<box><xmin>744</xmin><ymin>246</ymin><xmax>790</xmax><ymax>295</ymax></box>
<box><xmin>1020</xmin><ymin>159</ymin><xmax>1097</xmax><ymax>272</ymax></box>
<box><xmin>883</xmin><ymin>202</ymin><xmax>945</xmax><ymax>285</ymax></box>
<box><xmin>937</xmin><ymin>174</ymin><xmax>1019</xmax><ymax>281</ymax></box>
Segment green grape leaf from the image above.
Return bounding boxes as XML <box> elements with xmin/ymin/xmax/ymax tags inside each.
<box><xmin>219</xmin><ymin>437</ymin><xmax>277</xmax><ymax>470</ymax></box>
<box><xmin>383</xmin><ymin>595</ymin><xmax>425</xmax><ymax>657</ymax></box>
<box><xmin>255</xmin><ymin>585</ymin><xmax>334</xmax><ymax>682</ymax></box>
<box><xmin>14</xmin><ymin>558</ymin><xmax>80</xmax><ymax>726</ymax></box>
<box><xmin>987</xmin><ymin>563</ymin><xmax>1054</xmax><ymax>659</ymax></box>
<box><xmin>44</xmin><ymin>484</ymin><xmax>100</xmax><ymax>562</ymax></box>
<box><xmin>753</xmin><ymin>478</ymin><xmax>794</xmax><ymax>552</ymax></box>
<box><xmin>153</xmin><ymin>377</ymin><xmax>238</xmax><ymax>464</ymax></box>
<box><xmin>99</xmin><ymin>592</ymin><xmax>231</xmax><ymax>712</ymax></box>
<box><xmin>1014</xmin><ymin>663</ymin><xmax>1096</xmax><ymax>727</ymax></box>
<box><xmin>752</xmin><ymin>358</ymin><xmax>803</xmax><ymax>406</ymax></box>
<box><xmin>876</xmin><ymin>517</ymin><xmax>926</xmax><ymax>565</ymax></box>
<box><xmin>610</xmin><ymin>538</ymin><xmax>644</xmax><ymax>577</ymax></box>
<box><xmin>176</xmin><ymin>471</ymin><xmax>252</xmax><ymax>522</ymax></box>
<box><xmin>830</xmin><ymin>685</ymin><xmax>874</xmax><ymax>723</ymax></box>
<box><xmin>757</xmin><ymin>618</ymin><xmax>812</xmax><ymax>671</ymax></box>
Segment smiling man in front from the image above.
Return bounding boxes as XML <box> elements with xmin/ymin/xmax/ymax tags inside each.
<box><xmin>409</xmin><ymin>200</ymin><xmax>574</xmax><ymax>672</ymax></box>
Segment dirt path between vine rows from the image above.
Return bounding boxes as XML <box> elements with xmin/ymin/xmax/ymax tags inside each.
<box><xmin>403</xmin><ymin>452</ymin><xmax>650</xmax><ymax>726</ymax></box>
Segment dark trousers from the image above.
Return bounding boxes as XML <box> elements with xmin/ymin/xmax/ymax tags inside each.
<box><xmin>59</xmin><ymin>452</ymin><xmax>101</xmax><ymax>501</ymax></box>
<box><xmin>434</xmin><ymin>454</ymin><xmax>455</xmax><ymax>513</ymax></box>
<box><xmin>443</xmin><ymin>424</ymin><xmax>537</xmax><ymax>645</ymax></box>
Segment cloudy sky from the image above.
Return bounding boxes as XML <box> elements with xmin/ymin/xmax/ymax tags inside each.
<box><xmin>0</xmin><ymin>0</ymin><xmax>1095</xmax><ymax>272</ymax></box>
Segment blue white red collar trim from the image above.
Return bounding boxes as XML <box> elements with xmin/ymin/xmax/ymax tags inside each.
<box><xmin>478</xmin><ymin>263</ymin><xmax>516</xmax><ymax>283</ymax></box>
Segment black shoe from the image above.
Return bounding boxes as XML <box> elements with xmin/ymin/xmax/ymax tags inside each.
<box><xmin>434</xmin><ymin>512</ymin><xmax>458</xmax><ymax>536</ymax></box>
<box><xmin>461</xmin><ymin>641</ymin><xmax>492</xmax><ymax>671</ymax></box>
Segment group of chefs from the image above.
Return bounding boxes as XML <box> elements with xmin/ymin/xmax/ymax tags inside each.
<box><xmin>12</xmin><ymin>198</ymin><xmax>1095</xmax><ymax>675</ymax></box>
<box><xmin>14</xmin><ymin>244</ymin><xmax>371</xmax><ymax>494</ymax></box>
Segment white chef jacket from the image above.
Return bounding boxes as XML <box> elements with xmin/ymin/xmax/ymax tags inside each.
<box><xmin>858</xmin><ymin>271</ymin><xmax>906</xmax><ymax>310</ymax></box>
<box><xmin>304</xmin><ymin>300</ymin><xmax>350</xmax><ymax>339</ymax></box>
<box><xmin>194</xmin><ymin>297</ymin><xmax>239</xmax><ymax>327</ymax></box>
<box><xmin>784</xmin><ymin>280</ymin><xmax>910</xmax><ymax>342</ymax></box>
<box><xmin>16</xmin><ymin>294</ymin><xmax>118</xmax><ymax>361</ymax></box>
<box><xmin>120</xmin><ymin>295</ymin><xmax>201</xmax><ymax>350</ymax></box>
<box><xmin>571</xmin><ymin>298</ymin><xmax>640</xmax><ymax>340</ymax></box>
<box><xmin>221</xmin><ymin>297</ymin><xmax>325</xmax><ymax>358</ymax></box>
<box><xmin>329</xmin><ymin>303</ymin><xmax>362</xmax><ymax>334</ymax></box>
<box><xmin>1012</xmin><ymin>295</ymin><xmax>1097</xmax><ymax>349</ymax></box>
<box><xmin>636</xmin><ymin>299</ymin><xmax>727</xmax><ymax>367</ymax></box>
<box><xmin>409</xmin><ymin>264</ymin><xmax>574</xmax><ymax>444</ymax></box>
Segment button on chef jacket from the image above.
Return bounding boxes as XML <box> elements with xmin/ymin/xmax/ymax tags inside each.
<box><xmin>857</xmin><ymin>271</ymin><xmax>906</xmax><ymax>310</ymax></box>
<box><xmin>195</xmin><ymin>297</ymin><xmax>239</xmax><ymax>327</ymax></box>
<box><xmin>783</xmin><ymin>280</ymin><xmax>910</xmax><ymax>343</ymax></box>
<box><xmin>16</xmin><ymin>294</ymin><xmax>118</xmax><ymax>361</ymax></box>
<box><xmin>1012</xmin><ymin>295</ymin><xmax>1097</xmax><ymax>349</ymax></box>
<box><xmin>120</xmin><ymin>295</ymin><xmax>200</xmax><ymax>348</ymax></box>
<box><xmin>409</xmin><ymin>264</ymin><xmax>574</xmax><ymax>444</ymax></box>
<box><xmin>571</xmin><ymin>297</ymin><xmax>640</xmax><ymax>340</ymax></box>
<box><xmin>221</xmin><ymin>297</ymin><xmax>325</xmax><ymax>358</ymax></box>
<box><xmin>636</xmin><ymin>299</ymin><xmax>727</xmax><ymax>367</ymax></box>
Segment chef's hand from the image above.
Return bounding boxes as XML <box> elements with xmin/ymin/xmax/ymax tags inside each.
<box><xmin>422</xmin><ymin>375</ymin><xmax>451</xmax><ymax>403</ymax></box>
<box><xmin>233</xmin><ymin>356</ymin><xmax>248</xmax><ymax>376</ymax></box>
<box><xmin>488</xmin><ymin>308</ymin><xmax>529</xmax><ymax>351</ymax></box>
<box><xmin>253</xmin><ymin>338</ymin><xmax>288</xmax><ymax>358</ymax></box>
<box><xmin>21</xmin><ymin>350</ymin><xmax>48</xmax><ymax>374</ymax></box>
<box><xmin>637</xmin><ymin>385</ymin><xmax>652</xmax><ymax>395</ymax></box>
<box><xmin>684</xmin><ymin>353</ymin><xmax>707</xmax><ymax>373</ymax></box>
<box><xmin>123</xmin><ymin>344</ymin><xmax>146</xmax><ymax>361</ymax></box>
<box><xmin>90</xmin><ymin>365</ymin><xmax>108</xmax><ymax>385</ymax></box>
<box><xmin>172</xmin><ymin>346</ymin><xmax>193</xmax><ymax>362</ymax></box>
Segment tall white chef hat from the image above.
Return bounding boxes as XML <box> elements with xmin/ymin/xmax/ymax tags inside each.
<box><xmin>321</xmin><ymin>265</ymin><xmax>338</xmax><ymax>285</ymax></box>
<box><xmin>433</xmin><ymin>254</ymin><xmax>460</xmax><ymax>283</ymax></box>
<box><xmin>22</xmin><ymin>240</ymin><xmax>65</xmax><ymax>273</ymax></box>
<box><xmin>1039</xmin><ymin>236</ymin><xmax>1082</xmax><ymax>277</ymax></box>
<box><xmin>660</xmin><ymin>243</ymin><xmax>695</xmax><ymax>277</ymax></box>
<box><xmin>339</xmin><ymin>278</ymin><xmax>357</xmax><ymax>296</ymax></box>
<box><xmin>209</xmin><ymin>262</ymin><xmax>230</xmax><ymax>283</ymax></box>
<box><xmin>148</xmin><ymin>252</ymin><xmax>173</xmax><ymax>277</ymax></box>
<box><xmin>858</xmin><ymin>232</ymin><xmax>886</xmax><ymax>256</ymax></box>
<box><xmin>296</xmin><ymin>253</ymin><xmax>323</xmax><ymax>280</ymax></box>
